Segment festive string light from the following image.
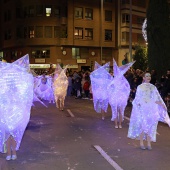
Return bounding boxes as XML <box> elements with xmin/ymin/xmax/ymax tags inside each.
<box><xmin>142</xmin><ymin>18</ymin><xmax>147</xmax><ymax>42</ymax></box>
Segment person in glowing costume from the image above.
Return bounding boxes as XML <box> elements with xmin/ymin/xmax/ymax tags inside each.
<box><xmin>53</xmin><ymin>66</ymin><xmax>68</xmax><ymax>111</ymax></box>
<box><xmin>108</xmin><ymin>59</ymin><xmax>135</xmax><ymax>128</ymax></box>
<box><xmin>128</xmin><ymin>72</ymin><xmax>170</xmax><ymax>150</ymax></box>
<box><xmin>90</xmin><ymin>62</ymin><xmax>113</xmax><ymax>120</ymax></box>
<box><xmin>0</xmin><ymin>54</ymin><xmax>34</xmax><ymax>160</ymax></box>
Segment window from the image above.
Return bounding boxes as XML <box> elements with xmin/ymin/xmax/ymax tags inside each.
<box><xmin>54</xmin><ymin>26</ymin><xmax>60</xmax><ymax>38</ymax></box>
<box><xmin>102</xmin><ymin>48</ymin><xmax>112</xmax><ymax>60</ymax></box>
<box><xmin>36</xmin><ymin>5</ymin><xmax>43</xmax><ymax>17</ymax></box>
<box><xmin>4</xmin><ymin>10</ymin><xmax>11</xmax><ymax>22</ymax></box>
<box><xmin>85</xmin><ymin>8</ymin><xmax>93</xmax><ymax>20</ymax></box>
<box><xmin>54</xmin><ymin>6</ymin><xmax>60</xmax><ymax>17</ymax></box>
<box><xmin>105</xmin><ymin>10</ymin><xmax>112</xmax><ymax>22</ymax></box>
<box><xmin>24</xmin><ymin>27</ymin><xmax>27</xmax><ymax>38</ymax></box>
<box><xmin>85</xmin><ymin>28</ymin><xmax>93</xmax><ymax>40</ymax></box>
<box><xmin>137</xmin><ymin>17</ymin><xmax>145</xmax><ymax>25</ymax></box>
<box><xmin>72</xmin><ymin>48</ymin><xmax>80</xmax><ymax>59</ymax></box>
<box><xmin>74</xmin><ymin>27</ymin><xmax>83</xmax><ymax>39</ymax></box>
<box><xmin>29</xmin><ymin>6</ymin><xmax>35</xmax><ymax>17</ymax></box>
<box><xmin>16</xmin><ymin>27</ymin><xmax>23</xmax><ymax>39</ymax></box>
<box><xmin>16</xmin><ymin>8</ymin><xmax>22</xmax><ymax>19</ymax></box>
<box><xmin>35</xmin><ymin>26</ymin><xmax>43</xmax><ymax>38</ymax></box>
<box><xmin>122</xmin><ymin>32</ymin><xmax>129</xmax><ymax>42</ymax></box>
<box><xmin>32</xmin><ymin>49</ymin><xmax>50</xmax><ymax>58</ymax></box>
<box><xmin>75</xmin><ymin>7</ymin><xmax>83</xmax><ymax>19</ymax></box>
<box><xmin>122</xmin><ymin>14</ymin><xmax>130</xmax><ymax>23</ymax></box>
<box><xmin>4</xmin><ymin>29</ymin><xmax>11</xmax><ymax>40</ymax></box>
<box><xmin>45</xmin><ymin>26</ymin><xmax>52</xmax><ymax>38</ymax></box>
<box><xmin>29</xmin><ymin>26</ymin><xmax>34</xmax><ymax>38</ymax></box>
<box><xmin>45</xmin><ymin>6</ymin><xmax>52</xmax><ymax>17</ymax></box>
<box><xmin>105</xmin><ymin>30</ymin><xmax>112</xmax><ymax>41</ymax></box>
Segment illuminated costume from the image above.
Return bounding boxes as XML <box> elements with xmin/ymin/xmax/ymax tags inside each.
<box><xmin>108</xmin><ymin>59</ymin><xmax>135</xmax><ymax>121</ymax></box>
<box><xmin>0</xmin><ymin>55</ymin><xmax>33</xmax><ymax>153</ymax></box>
<box><xmin>90</xmin><ymin>62</ymin><xmax>113</xmax><ymax>113</ymax></box>
<box><xmin>53</xmin><ymin>66</ymin><xmax>68</xmax><ymax>110</ymax></box>
<box><xmin>128</xmin><ymin>82</ymin><xmax>170</xmax><ymax>142</ymax></box>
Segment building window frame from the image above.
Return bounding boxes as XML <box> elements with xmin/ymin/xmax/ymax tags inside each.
<box><xmin>75</xmin><ymin>7</ymin><xmax>83</xmax><ymax>19</ymax></box>
<box><xmin>105</xmin><ymin>10</ymin><xmax>112</xmax><ymax>22</ymax></box>
<box><xmin>85</xmin><ymin>28</ymin><xmax>93</xmax><ymax>40</ymax></box>
<box><xmin>74</xmin><ymin>27</ymin><xmax>83</xmax><ymax>39</ymax></box>
<box><xmin>85</xmin><ymin>8</ymin><xmax>93</xmax><ymax>20</ymax></box>
<box><xmin>105</xmin><ymin>29</ymin><xmax>112</xmax><ymax>41</ymax></box>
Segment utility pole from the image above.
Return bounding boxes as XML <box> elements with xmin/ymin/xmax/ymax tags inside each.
<box><xmin>129</xmin><ymin>0</ymin><xmax>132</xmax><ymax>61</ymax></box>
<box><xmin>100</xmin><ymin>0</ymin><xmax>103</xmax><ymax>63</ymax></box>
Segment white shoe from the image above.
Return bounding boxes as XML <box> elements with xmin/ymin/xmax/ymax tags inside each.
<box><xmin>11</xmin><ymin>155</ymin><xmax>17</xmax><ymax>160</ymax></box>
<box><xmin>115</xmin><ymin>125</ymin><xmax>118</xmax><ymax>129</ymax></box>
<box><xmin>119</xmin><ymin>125</ymin><xmax>122</xmax><ymax>129</ymax></box>
<box><xmin>6</xmin><ymin>155</ymin><xmax>11</xmax><ymax>161</ymax></box>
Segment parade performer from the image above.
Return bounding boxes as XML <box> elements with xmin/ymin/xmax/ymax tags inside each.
<box><xmin>108</xmin><ymin>59</ymin><xmax>135</xmax><ymax>128</ymax></box>
<box><xmin>0</xmin><ymin>54</ymin><xmax>34</xmax><ymax>160</ymax></box>
<box><xmin>90</xmin><ymin>62</ymin><xmax>113</xmax><ymax>120</ymax></box>
<box><xmin>53</xmin><ymin>66</ymin><xmax>68</xmax><ymax>111</ymax></box>
<box><xmin>128</xmin><ymin>72</ymin><xmax>170</xmax><ymax>150</ymax></box>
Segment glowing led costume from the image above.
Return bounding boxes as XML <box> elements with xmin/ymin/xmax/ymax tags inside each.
<box><xmin>128</xmin><ymin>83</ymin><xmax>170</xmax><ymax>142</ymax></box>
<box><xmin>53</xmin><ymin>66</ymin><xmax>68</xmax><ymax>109</ymax></box>
<box><xmin>0</xmin><ymin>54</ymin><xmax>33</xmax><ymax>153</ymax></box>
<box><xmin>90</xmin><ymin>62</ymin><xmax>113</xmax><ymax>113</ymax></box>
<box><xmin>108</xmin><ymin>59</ymin><xmax>135</xmax><ymax>121</ymax></box>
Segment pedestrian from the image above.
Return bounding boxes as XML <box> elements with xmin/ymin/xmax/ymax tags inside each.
<box><xmin>0</xmin><ymin>55</ymin><xmax>33</xmax><ymax>160</ymax></box>
<box><xmin>128</xmin><ymin>72</ymin><xmax>170</xmax><ymax>150</ymax></box>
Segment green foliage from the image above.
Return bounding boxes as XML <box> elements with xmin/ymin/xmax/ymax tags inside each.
<box><xmin>147</xmin><ymin>0</ymin><xmax>170</xmax><ymax>78</ymax></box>
<box><xmin>133</xmin><ymin>45</ymin><xmax>148</xmax><ymax>71</ymax></box>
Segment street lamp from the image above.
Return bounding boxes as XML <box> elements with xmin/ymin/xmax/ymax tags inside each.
<box><xmin>129</xmin><ymin>0</ymin><xmax>132</xmax><ymax>61</ymax></box>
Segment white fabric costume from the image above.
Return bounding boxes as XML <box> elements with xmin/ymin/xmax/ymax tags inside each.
<box><xmin>0</xmin><ymin>55</ymin><xmax>33</xmax><ymax>153</ymax></box>
<box><xmin>90</xmin><ymin>62</ymin><xmax>113</xmax><ymax>113</ymax></box>
<box><xmin>128</xmin><ymin>82</ymin><xmax>170</xmax><ymax>142</ymax></box>
<box><xmin>53</xmin><ymin>66</ymin><xmax>68</xmax><ymax>108</ymax></box>
<box><xmin>108</xmin><ymin>59</ymin><xmax>135</xmax><ymax>121</ymax></box>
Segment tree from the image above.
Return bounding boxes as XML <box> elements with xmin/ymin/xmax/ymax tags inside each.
<box><xmin>147</xmin><ymin>0</ymin><xmax>170</xmax><ymax>79</ymax></box>
<box><xmin>133</xmin><ymin>45</ymin><xmax>148</xmax><ymax>71</ymax></box>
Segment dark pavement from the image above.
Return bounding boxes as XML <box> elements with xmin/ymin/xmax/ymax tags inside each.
<box><xmin>1</xmin><ymin>96</ymin><xmax>170</xmax><ymax>170</ymax></box>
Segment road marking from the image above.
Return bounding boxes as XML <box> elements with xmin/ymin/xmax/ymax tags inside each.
<box><xmin>93</xmin><ymin>145</ymin><xmax>124</xmax><ymax>170</ymax></box>
<box><xmin>124</xmin><ymin>116</ymin><xmax>130</xmax><ymax>121</ymax></box>
<box><xmin>67</xmin><ymin>109</ymin><xmax>75</xmax><ymax>117</ymax></box>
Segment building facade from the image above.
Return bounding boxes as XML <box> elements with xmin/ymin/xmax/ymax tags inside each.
<box><xmin>0</xmin><ymin>0</ymin><xmax>148</xmax><ymax>70</ymax></box>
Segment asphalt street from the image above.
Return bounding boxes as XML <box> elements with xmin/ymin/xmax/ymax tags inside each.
<box><xmin>0</xmin><ymin>96</ymin><xmax>170</xmax><ymax>170</ymax></box>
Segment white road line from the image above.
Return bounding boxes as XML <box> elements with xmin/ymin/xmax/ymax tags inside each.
<box><xmin>124</xmin><ymin>116</ymin><xmax>130</xmax><ymax>121</ymax></box>
<box><xmin>93</xmin><ymin>145</ymin><xmax>124</xmax><ymax>170</ymax></box>
<box><xmin>67</xmin><ymin>109</ymin><xmax>75</xmax><ymax>117</ymax></box>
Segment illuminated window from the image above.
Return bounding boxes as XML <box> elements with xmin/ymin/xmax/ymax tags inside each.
<box><xmin>74</xmin><ymin>27</ymin><xmax>83</xmax><ymax>39</ymax></box>
<box><xmin>29</xmin><ymin>26</ymin><xmax>34</xmax><ymax>38</ymax></box>
<box><xmin>32</xmin><ymin>49</ymin><xmax>50</xmax><ymax>58</ymax></box>
<box><xmin>46</xmin><ymin>8</ymin><xmax>51</xmax><ymax>17</ymax></box>
<box><xmin>72</xmin><ymin>48</ymin><xmax>80</xmax><ymax>59</ymax></box>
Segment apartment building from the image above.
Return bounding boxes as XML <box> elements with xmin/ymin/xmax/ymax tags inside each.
<box><xmin>0</xmin><ymin>0</ymin><xmax>148</xmax><ymax>70</ymax></box>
